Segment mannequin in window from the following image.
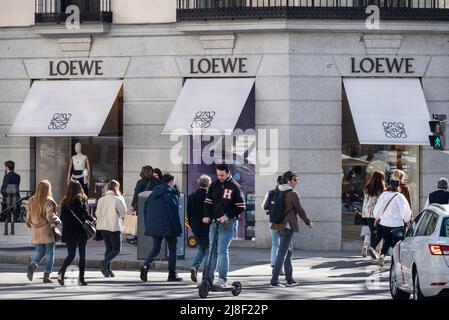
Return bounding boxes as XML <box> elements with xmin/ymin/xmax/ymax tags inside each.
<box><xmin>67</xmin><ymin>143</ymin><xmax>90</xmax><ymax>195</ymax></box>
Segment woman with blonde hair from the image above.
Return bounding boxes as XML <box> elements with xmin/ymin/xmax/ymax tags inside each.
<box><xmin>95</xmin><ymin>180</ymin><xmax>127</xmax><ymax>277</ymax></box>
<box><xmin>25</xmin><ymin>180</ymin><xmax>61</xmax><ymax>283</ymax></box>
<box><xmin>391</xmin><ymin>169</ymin><xmax>412</xmax><ymax>208</ymax></box>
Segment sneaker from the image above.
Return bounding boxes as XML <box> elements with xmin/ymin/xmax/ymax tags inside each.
<box><xmin>140</xmin><ymin>266</ymin><xmax>148</xmax><ymax>282</ymax></box>
<box><xmin>108</xmin><ymin>270</ymin><xmax>115</xmax><ymax>278</ymax></box>
<box><xmin>57</xmin><ymin>272</ymin><xmax>64</xmax><ymax>286</ymax></box>
<box><xmin>368</xmin><ymin>247</ymin><xmax>379</xmax><ymax>260</ymax></box>
<box><xmin>27</xmin><ymin>262</ymin><xmax>37</xmax><ymax>281</ymax></box>
<box><xmin>213</xmin><ymin>278</ymin><xmax>227</xmax><ymax>288</ymax></box>
<box><xmin>271</xmin><ymin>282</ymin><xmax>285</xmax><ymax>287</ymax></box>
<box><xmin>190</xmin><ymin>267</ymin><xmax>198</xmax><ymax>283</ymax></box>
<box><xmin>361</xmin><ymin>246</ymin><xmax>368</xmax><ymax>258</ymax></box>
<box><xmin>378</xmin><ymin>255</ymin><xmax>385</xmax><ymax>268</ymax></box>
<box><xmin>286</xmin><ymin>279</ymin><xmax>298</xmax><ymax>286</ymax></box>
<box><xmin>167</xmin><ymin>274</ymin><xmax>183</xmax><ymax>282</ymax></box>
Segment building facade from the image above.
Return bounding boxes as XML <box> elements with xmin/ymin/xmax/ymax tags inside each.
<box><xmin>1</xmin><ymin>0</ymin><xmax>449</xmax><ymax>250</ymax></box>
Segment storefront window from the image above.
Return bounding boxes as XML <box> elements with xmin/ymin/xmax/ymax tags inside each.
<box><xmin>341</xmin><ymin>144</ymin><xmax>420</xmax><ymax>240</ymax></box>
<box><xmin>35</xmin><ymin>93</ymin><xmax>123</xmax><ymax>203</ymax></box>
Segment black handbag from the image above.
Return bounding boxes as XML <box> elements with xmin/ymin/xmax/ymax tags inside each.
<box><xmin>68</xmin><ymin>207</ymin><xmax>96</xmax><ymax>240</ymax></box>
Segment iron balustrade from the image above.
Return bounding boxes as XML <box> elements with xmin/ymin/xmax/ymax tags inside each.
<box><xmin>177</xmin><ymin>0</ymin><xmax>449</xmax><ymax>21</ymax></box>
<box><xmin>35</xmin><ymin>0</ymin><xmax>112</xmax><ymax>23</ymax></box>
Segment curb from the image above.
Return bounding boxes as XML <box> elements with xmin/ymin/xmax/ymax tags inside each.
<box><xmin>0</xmin><ymin>254</ymin><xmax>191</xmax><ymax>271</ymax></box>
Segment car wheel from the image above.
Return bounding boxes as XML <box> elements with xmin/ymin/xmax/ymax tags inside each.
<box><xmin>389</xmin><ymin>260</ymin><xmax>410</xmax><ymax>300</ymax></box>
<box><xmin>413</xmin><ymin>270</ymin><xmax>425</xmax><ymax>300</ymax></box>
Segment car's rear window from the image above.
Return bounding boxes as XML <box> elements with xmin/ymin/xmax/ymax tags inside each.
<box><xmin>440</xmin><ymin>217</ymin><xmax>449</xmax><ymax>237</ymax></box>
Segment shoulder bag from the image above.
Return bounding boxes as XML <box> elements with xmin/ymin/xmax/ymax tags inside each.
<box><xmin>68</xmin><ymin>206</ymin><xmax>96</xmax><ymax>240</ymax></box>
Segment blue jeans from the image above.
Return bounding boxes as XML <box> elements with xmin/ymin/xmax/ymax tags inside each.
<box><xmin>207</xmin><ymin>221</ymin><xmax>236</xmax><ymax>283</ymax></box>
<box><xmin>32</xmin><ymin>243</ymin><xmax>56</xmax><ymax>273</ymax></box>
<box><xmin>271</xmin><ymin>228</ymin><xmax>294</xmax><ymax>284</ymax></box>
<box><xmin>192</xmin><ymin>245</ymin><xmax>209</xmax><ymax>271</ymax></box>
<box><xmin>270</xmin><ymin>228</ymin><xmax>280</xmax><ymax>267</ymax></box>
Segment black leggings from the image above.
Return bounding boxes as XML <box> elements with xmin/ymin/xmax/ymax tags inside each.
<box><xmin>378</xmin><ymin>225</ymin><xmax>404</xmax><ymax>256</ymax></box>
<box><xmin>59</xmin><ymin>238</ymin><xmax>87</xmax><ymax>276</ymax></box>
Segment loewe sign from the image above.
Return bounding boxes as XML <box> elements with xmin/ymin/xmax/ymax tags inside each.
<box><xmin>351</xmin><ymin>57</ymin><xmax>415</xmax><ymax>74</ymax></box>
<box><xmin>49</xmin><ymin>60</ymin><xmax>104</xmax><ymax>76</ymax></box>
<box><xmin>190</xmin><ymin>57</ymin><xmax>247</xmax><ymax>74</ymax></box>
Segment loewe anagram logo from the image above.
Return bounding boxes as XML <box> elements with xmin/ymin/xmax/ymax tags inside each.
<box><xmin>191</xmin><ymin>111</ymin><xmax>215</xmax><ymax>129</ymax></box>
<box><xmin>383</xmin><ymin>122</ymin><xmax>407</xmax><ymax>139</ymax></box>
<box><xmin>48</xmin><ymin>113</ymin><xmax>72</xmax><ymax>130</ymax></box>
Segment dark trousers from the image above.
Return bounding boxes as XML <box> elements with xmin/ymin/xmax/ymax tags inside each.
<box><xmin>59</xmin><ymin>238</ymin><xmax>87</xmax><ymax>277</ymax></box>
<box><xmin>366</xmin><ymin>218</ymin><xmax>383</xmax><ymax>249</ymax></box>
<box><xmin>379</xmin><ymin>225</ymin><xmax>404</xmax><ymax>256</ymax></box>
<box><xmin>144</xmin><ymin>236</ymin><xmax>178</xmax><ymax>276</ymax></box>
<box><xmin>271</xmin><ymin>228</ymin><xmax>294</xmax><ymax>285</ymax></box>
<box><xmin>101</xmin><ymin>231</ymin><xmax>121</xmax><ymax>268</ymax></box>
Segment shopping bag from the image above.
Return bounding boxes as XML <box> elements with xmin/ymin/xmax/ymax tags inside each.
<box><xmin>123</xmin><ymin>214</ymin><xmax>138</xmax><ymax>236</ymax></box>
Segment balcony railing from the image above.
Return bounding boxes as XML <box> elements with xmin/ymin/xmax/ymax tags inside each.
<box><xmin>35</xmin><ymin>0</ymin><xmax>112</xmax><ymax>24</ymax></box>
<box><xmin>177</xmin><ymin>0</ymin><xmax>449</xmax><ymax>21</ymax></box>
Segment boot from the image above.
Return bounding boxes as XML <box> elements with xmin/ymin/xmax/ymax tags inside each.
<box><xmin>79</xmin><ymin>274</ymin><xmax>87</xmax><ymax>286</ymax></box>
<box><xmin>27</xmin><ymin>262</ymin><xmax>37</xmax><ymax>281</ymax></box>
<box><xmin>43</xmin><ymin>272</ymin><xmax>53</xmax><ymax>283</ymax></box>
<box><xmin>57</xmin><ymin>271</ymin><xmax>65</xmax><ymax>286</ymax></box>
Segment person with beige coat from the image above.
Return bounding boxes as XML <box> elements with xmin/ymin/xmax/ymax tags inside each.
<box><xmin>95</xmin><ymin>180</ymin><xmax>127</xmax><ymax>277</ymax></box>
<box><xmin>26</xmin><ymin>180</ymin><xmax>61</xmax><ymax>283</ymax></box>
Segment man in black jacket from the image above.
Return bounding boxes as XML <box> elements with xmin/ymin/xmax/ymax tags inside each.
<box><xmin>202</xmin><ymin>164</ymin><xmax>245</xmax><ymax>288</ymax></box>
<box><xmin>425</xmin><ymin>178</ymin><xmax>449</xmax><ymax>206</ymax></box>
<box><xmin>1</xmin><ymin>161</ymin><xmax>21</xmax><ymax>221</ymax></box>
<box><xmin>187</xmin><ymin>175</ymin><xmax>212</xmax><ymax>283</ymax></box>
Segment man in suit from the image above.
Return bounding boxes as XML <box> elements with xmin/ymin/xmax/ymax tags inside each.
<box><xmin>1</xmin><ymin>161</ymin><xmax>21</xmax><ymax>222</ymax></box>
<box><xmin>425</xmin><ymin>178</ymin><xmax>449</xmax><ymax>207</ymax></box>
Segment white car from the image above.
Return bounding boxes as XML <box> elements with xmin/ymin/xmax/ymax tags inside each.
<box><xmin>389</xmin><ymin>204</ymin><xmax>449</xmax><ymax>300</ymax></box>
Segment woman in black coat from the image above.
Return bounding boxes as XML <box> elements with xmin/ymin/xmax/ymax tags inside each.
<box><xmin>128</xmin><ymin>166</ymin><xmax>161</xmax><ymax>244</ymax></box>
<box><xmin>57</xmin><ymin>180</ymin><xmax>94</xmax><ymax>286</ymax></box>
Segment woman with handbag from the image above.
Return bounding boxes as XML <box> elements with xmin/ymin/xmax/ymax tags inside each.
<box><xmin>373</xmin><ymin>178</ymin><xmax>412</xmax><ymax>267</ymax></box>
<box><xmin>361</xmin><ymin>171</ymin><xmax>386</xmax><ymax>259</ymax></box>
<box><xmin>57</xmin><ymin>180</ymin><xmax>95</xmax><ymax>286</ymax></box>
<box><xmin>128</xmin><ymin>166</ymin><xmax>161</xmax><ymax>245</ymax></box>
<box><xmin>95</xmin><ymin>180</ymin><xmax>127</xmax><ymax>278</ymax></box>
<box><xmin>25</xmin><ymin>180</ymin><xmax>61</xmax><ymax>283</ymax></box>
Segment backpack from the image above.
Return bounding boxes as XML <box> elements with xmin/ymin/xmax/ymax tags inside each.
<box><xmin>265</xmin><ymin>188</ymin><xmax>292</xmax><ymax>224</ymax></box>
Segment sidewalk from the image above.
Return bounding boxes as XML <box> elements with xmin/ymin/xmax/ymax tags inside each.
<box><xmin>0</xmin><ymin>238</ymin><xmax>357</xmax><ymax>272</ymax></box>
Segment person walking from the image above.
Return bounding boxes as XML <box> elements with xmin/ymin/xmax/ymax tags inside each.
<box><xmin>57</xmin><ymin>180</ymin><xmax>95</xmax><ymax>286</ymax></box>
<box><xmin>95</xmin><ymin>180</ymin><xmax>127</xmax><ymax>277</ymax></box>
<box><xmin>270</xmin><ymin>171</ymin><xmax>313</xmax><ymax>287</ymax></box>
<box><xmin>128</xmin><ymin>166</ymin><xmax>161</xmax><ymax>245</ymax></box>
<box><xmin>391</xmin><ymin>169</ymin><xmax>412</xmax><ymax>209</ymax></box>
<box><xmin>361</xmin><ymin>171</ymin><xmax>386</xmax><ymax>259</ymax></box>
<box><xmin>262</xmin><ymin>175</ymin><xmax>285</xmax><ymax>274</ymax></box>
<box><xmin>187</xmin><ymin>175</ymin><xmax>212</xmax><ymax>283</ymax></box>
<box><xmin>202</xmin><ymin>164</ymin><xmax>246</xmax><ymax>288</ymax></box>
<box><xmin>373</xmin><ymin>178</ymin><xmax>412</xmax><ymax>267</ymax></box>
<box><xmin>140</xmin><ymin>173</ymin><xmax>183</xmax><ymax>282</ymax></box>
<box><xmin>425</xmin><ymin>178</ymin><xmax>449</xmax><ymax>207</ymax></box>
<box><xmin>25</xmin><ymin>180</ymin><xmax>61</xmax><ymax>283</ymax></box>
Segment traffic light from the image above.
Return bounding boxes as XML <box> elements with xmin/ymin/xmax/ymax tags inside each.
<box><xmin>429</xmin><ymin>114</ymin><xmax>446</xmax><ymax>150</ymax></box>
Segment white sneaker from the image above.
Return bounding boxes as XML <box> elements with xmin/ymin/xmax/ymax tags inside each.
<box><xmin>378</xmin><ymin>255</ymin><xmax>385</xmax><ymax>268</ymax></box>
<box><xmin>361</xmin><ymin>246</ymin><xmax>368</xmax><ymax>257</ymax></box>
<box><xmin>213</xmin><ymin>278</ymin><xmax>227</xmax><ymax>288</ymax></box>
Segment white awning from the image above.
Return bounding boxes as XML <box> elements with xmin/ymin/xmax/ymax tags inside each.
<box><xmin>343</xmin><ymin>78</ymin><xmax>431</xmax><ymax>145</ymax></box>
<box><xmin>162</xmin><ymin>78</ymin><xmax>255</xmax><ymax>135</ymax></box>
<box><xmin>8</xmin><ymin>80</ymin><xmax>123</xmax><ymax>137</ymax></box>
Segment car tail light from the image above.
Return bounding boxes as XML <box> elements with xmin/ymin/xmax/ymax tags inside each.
<box><xmin>429</xmin><ymin>244</ymin><xmax>449</xmax><ymax>255</ymax></box>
